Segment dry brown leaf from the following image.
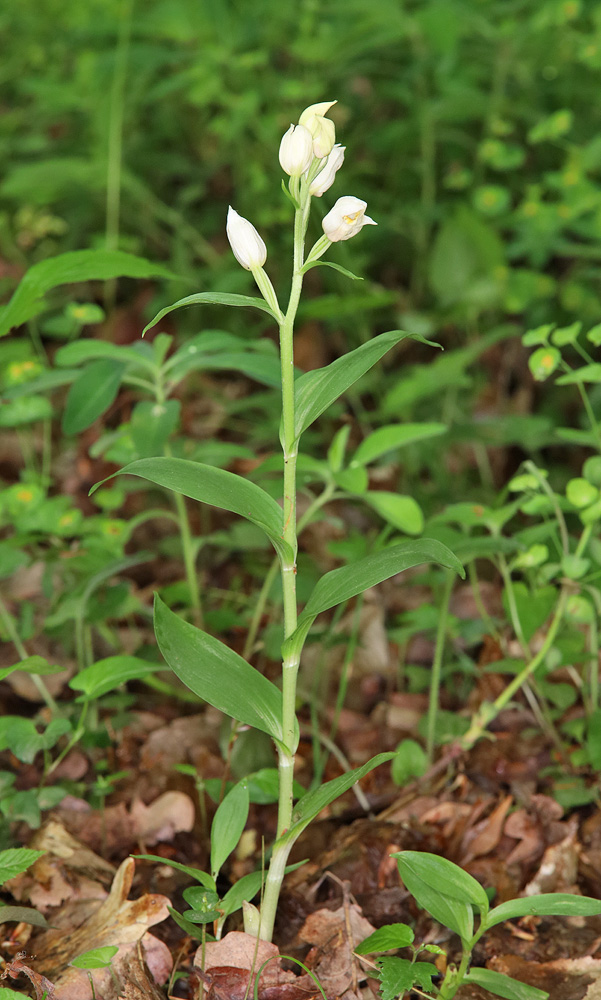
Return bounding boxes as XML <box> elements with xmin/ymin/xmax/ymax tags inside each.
<box><xmin>524</xmin><ymin>826</ymin><xmax>581</xmax><ymax>896</ymax></box>
<box><xmin>5</xmin><ymin>819</ymin><xmax>114</xmax><ymax>910</ymax></box>
<box><xmin>30</xmin><ymin>857</ymin><xmax>170</xmax><ymax>998</ymax></box>
<box><xmin>129</xmin><ymin>790</ymin><xmax>195</xmax><ymax>842</ymax></box>
<box><xmin>0</xmin><ymin>952</ymin><xmax>57</xmax><ymax>999</ymax></box>
<box><xmin>462</xmin><ymin>794</ymin><xmax>513</xmax><ymax>862</ymax></box>
<box><xmin>299</xmin><ymin>902</ymin><xmax>376</xmax><ymax>997</ymax></box>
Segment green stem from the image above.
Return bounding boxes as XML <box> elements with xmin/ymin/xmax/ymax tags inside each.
<box><xmin>104</xmin><ymin>0</ymin><xmax>134</xmax><ymax>308</ymax></box>
<box><xmin>259</xmin><ymin>187</ymin><xmax>311</xmax><ymax>943</ymax></box>
<box><xmin>0</xmin><ymin>594</ymin><xmax>59</xmax><ymax>714</ymax></box>
<box><xmin>426</xmin><ymin>570</ymin><xmax>454</xmax><ymax>764</ymax></box>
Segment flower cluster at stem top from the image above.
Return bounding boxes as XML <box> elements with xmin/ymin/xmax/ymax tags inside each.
<box><xmin>226</xmin><ymin>100</ymin><xmax>376</xmax><ymax>272</ymax></box>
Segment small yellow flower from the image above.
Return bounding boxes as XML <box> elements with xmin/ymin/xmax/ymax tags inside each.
<box><xmin>16</xmin><ymin>488</ymin><xmax>35</xmax><ymax>504</ymax></box>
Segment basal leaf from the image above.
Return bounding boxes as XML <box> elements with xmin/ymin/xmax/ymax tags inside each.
<box><xmin>93</xmin><ymin>456</ymin><xmax>291</xmax><ymax>561</ymax></box>
<box><xmin>394</xmin><ymin>851</ymin><xmax>489</xmax><ymax>914</ymax></box>
<box><xmin>283</xmin><ymin>540</ymin><xmax>463</xmax><ymax>660</ymax></box>
<box><xmin>293</xmin><ymin>330</ymin><xmax>434</xmax><ymax>441</ymax></box>
<box><xmin>143</xmin><ymin>291</ymin><xmax>279</xmax><ymax>335</ymax></box>
<box><xmin>0</xmin><ymin>250</ymin><xmax>175</xmax><ymax>338</ymax></box>
<box><xmin>464</xmin><ymin>968</ymin><xmax>548</xmax><ymax>1000</ymax></box>
<box><xmin>154</xmin><ymin>595</ymin><xmax>290</xmax><ymax>747</ymax></box>
<box><xmin>486</xmin><ymin>893</ymin><xmax>601</xmax><ymax>928</ymax></box>
<box><xmin>210</xmin><ymin>780</ymin><xmax>250</xmax><ymax>879</ymax></box>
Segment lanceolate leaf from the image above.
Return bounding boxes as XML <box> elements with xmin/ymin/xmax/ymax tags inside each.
<box><xmin>486</xmin><ymin>893</ymin><xmax>601</xmax><ymax>928</ymax></box>
<box><xmin>351</xmin><ymin>422</ymin><xmax>448</xmax><ymax>467</ymax></box>
<box><xmin>464</xmin><ymin>968</ymin><xmax>549</xmax><ymax>1000</ymax></box>
<box><xmin>0</xmin><ymin>905</ymin><xmax>48</xmax><ymax>929</ymax></box>
<box><xmin>143</xmin><ymin>291</ymin><xmax>279</xmax><ymax>335</ymax></box>
<box><xmin>282</xmin><ymin>540</ymin><xmax>463</xmax><ymax>659</ymax></box>
<box><xmin>277</xmin><ymin>752</ymin><xmax>394</xmax><ymax>847</ymax></box>
<box><xmin>394</xmin><ymin>851</ymin><xmax>489</xmax><ymax>913</ymax></box>
<box><xmin>62</xmin><ymin>359</ymin><xmax>125</xmax><ymax>434</ymax></box>
<box><xmin>69</xmin><ymin>656</ymin><xmax>162</xmax><ymax>700</ymax></box>
<box><xmin>154</xmin><ymin>595</ymin><xmax>290</xmax><ymax>747</ymax></box>
<box><xmin>293</xmin><ymin>330</ymin><xmax>437</xmax><ymax>441</ymax></box>
<box><xmin>56</xmin><ymin>339</ymin><xmax>155</xmax><ymax>370</ymax></box>
<box><xmin>0</xmin><ymin>249</ymin><xmax>175</xmax><ymax>338</ymax></box>
<box><xmin>92</xmin><ymin>456</ymin><xmax>292</xmax><ymax>561</ymax></box>
<box><xmin>210</xmin><ymin>781</ymin><xmax>250</xmax><ymax>879</ymax></box>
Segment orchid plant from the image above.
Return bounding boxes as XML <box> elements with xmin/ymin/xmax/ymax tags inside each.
<box><xmin>96</xmin><ymin>101</ymin><xmax>462</xmax><ymax>940</ymax></box>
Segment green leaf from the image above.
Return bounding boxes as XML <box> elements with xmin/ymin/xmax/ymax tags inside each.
<box><xmin>283</xmin><ymin>540</ymin><xmax>463</xmax><ymax>660</ymax></box>
<box><xmin>199</xmin><ymin>352</ymin><xmax>283</xmax><ymax>388</ymax></box>
<box><xmin>278</xmin><ymin>752</ymin><xmax>394</xmax><ymax>847</ymax></box>
<box><xmin>464</xmin><ymin>968</ymin><xmax>548</xmax><ymax>1000</ymax></box>
<box><xmin>154</xmin><ymin>595</ymin><xmax>290</xmax><ymax>748</ymax></box>
<box><xmin>0</xmin><ymin>848</ymin><xmax>45</xmax><ymax>885</ymax></box>
<box><xmin>0</xmin><ymin>250</ymin><xmax>175</xmax><ymax>338</ymax></box>
<box><xmin>71</xmin><ymin>946</ymin><xmax>119</xmax><ymax>970</ymax></box>
<box><xmin>301</xmin><ymin>260</ymin><xmax>363</xmax><ymax>280</ymax></box>
<box><xmin>351</xmin><ymin>423</ymin><xmax>447</xmax><ymax>467</ymax></box>
<box><xmin>355</xmin><ymin>923</ymin><xmax>414</xmax><ymax>954</ymax></box>
<box><xmin>133</xmin><ymin>854</ymin><xmax>216</xmax><ymax>889</ymax></box>
<box><xmin>56</xmin><ymin>339</ymin><xmax>155</xmax><ymax>370</ymax></box>
<box><xmin>486</xmin><ymin>893</ymin><xmax>601</xmax><ymax>928</ymax></box>
<box><xmin>361</xmin><ymin>491</ymin><xmax>424</xmax><ymax>534</ymax></box>
<box><xmin>0</xmin><ymin>989</ymin><xmax>34</xmax><ymax>1000</ymax></box>
<box><xmin>62</xmin><ymin>358</ymin><xmax>125</xmax><ymax>434</ymax></box>
<box><xmin>587</xmin><ymin>709</ymin><xmax>601</xmax><ymax>769</ymax></box>
<box><xmin>293</xmin><ymin>330</ymin><xmax>432</xmax><ymax>441</ymax></box>
<box><xmin>0</xmin><ymin>905</ymin><xmax>48</xmax><ymax>928</ymax></box>
<box><xmin>94</xmin><ymin>456</ymin><xmax>291</xmax><ymax>561</ymax></box>
<box><xmin>556</xmin><ymin>363</ymin><xmax>601</xmax><ymax>385</ymax></box>
<box><xmin>394</xmin><ymin>851</ymin><xmax>489</xmax><ymax>914</ymax></box>
<box><xmin>391</xmin><ymin>739</ymin><xmax>428</xmax><ymax>786</ymax></box>
<box><xmin>69</xmin><ymin>656</ymin><xmax>162</xmax><ymax>700</ymax></box>
<box><xmin>376</xmin><ymin>957</ymin><xmax>436</xmax><ymax>1000</ymax></box>
<box><xmin>220</xmin><ymin>870</ymin><xmax>264</xmax><ymax>918</ymax></box>
<box><xmin>0</xmin><ymin>655</ymin><xmax>63</xmax><ymax>683</ymax></box>
<box><xmin>143</xmin><ymin>292</ymin><xmax>279</xmax><ymax>335</ymax></box>
<box><xmin>501</xmin><ymin>583</ymin><xmax>556</xmax><ymax>644</ymax></box>
<box><xmin>210</xmin><ymin>780</ymin><xmax>250</xmax><ymax>879</ymax></box>
<box><xmin>0</xmin><ymin>395</ymin><xmax>53</xmax><ymax>427</ymax></box>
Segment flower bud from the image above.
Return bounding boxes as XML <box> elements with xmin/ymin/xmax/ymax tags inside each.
<box><xmin>299</xmin><ymin>100</ymin><xmax>337</xmax><ymax>158</ymax></box>
<box><xmin>309</xmin><ymin>144</ymin><xmax>345</xmax><ymax>196</ymax></box>
<box><xmin>279</xmin><ymin>124</ymin><xmax>314</xmax><ymax>177</ymax></box>
<box><xmin>322</xmin><ymin>196</ymin><xmax>377</xmax><ymax>242</ymax></box>
<box><xmin>226</xmin><ymin>206</ymin><xmax>267</xmax><ymax>270</ymax></box>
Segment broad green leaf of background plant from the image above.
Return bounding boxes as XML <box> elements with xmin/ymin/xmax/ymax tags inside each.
<box><xmin>71</xmin><ymin>946</ymin><xmax>119</xmax><ymax>970</ymax></box>
<box><xmin>210</xmin><ymin>780</ymin><xmax>250</xmax><ymax>879</ymax></box>
<box><xmin>375</xmin><ymin>957</ymin><xmax>436</xmax><ymax>1000</ymax></box>
<box><xmin>95</xmin><ymin>457</ymin><xmax>292</xmax><ymax>562</ymax></box>
<box><xmin>485</xmin><ymin>893</ymin><xmax>601</xmax><ymax>928</ymax></box>
<box><xmin>154</xmin><ymin>595</ymin><xmax>292</xmax><ymax>748</ymax></box>
<box><xmin>62</xmin><ymin>359</ymin><xmax>126</xmax><ymax>434</ymax></box>
<box><xmin>361</xmin><ymin>491</ymin><xmax>424</xmax><ymax>535</ymax></box>
<box><xmin>350</xmin><ymin>422</ymin><xmax>447</xmax><ymax>467</ymax></box>
<box><xmin>56</xmin><ymin>338</ymin><xmax>155</xmax><ymax>370</ymax></box>
<box><xmin>0</xmin><ymin>848</ymin><xmax>45</xmax><ymax>885</ymax></box>
<box><xmin>0</xmin><ymin>655</ymin><xmax>63</xmax><ymax>684</ymax></box>
<box><xmin>355</xmin><ymin>923</ymin><xmax>415</xmax><ymax>954</ymax></box>
<box><xmin>501</xmin><ymin>583</ymin><xmax>557</xmax><ymax>644</ymax></box>
<box><xmin>293</xmin><ymin>330</ymin><xmax>436</xmax><ymax>442</ymax></box>
<box><xmin>283</xmin><ymin>540</ymin><xmax>463</xmax><ymax>660</ymax></box>
<box><xmin>0</xmin><ymin>718</ymin><xmax>71</xmax><ymax>764</ymax></box>
<box><xmin>277</xmin><ymin>752</ymin><xmax>394</xmax><ymax>847</ymax></box>
<box><xmin>143</xmin><ymin>291</ymin><xmax>280</xmax><ymax>335</ymax></box>
<box><xmin>464</xmin><ymin>967</ymin><xmax>548</xmax><ymax>1000</ymax></box>
<box><xmin>0</xmin><ymin>989</ymin><xmax>35</xmax><ymax>1000</ymax></box>
<box><xmin>0</xmin><ymin>250</ymin><xmax>175</xmax><ymax>338</ymax></box>
<box><xmin>69</xmin><ymin>656</ymin><xmax>162</xmax><ymax>700</ymax></box>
